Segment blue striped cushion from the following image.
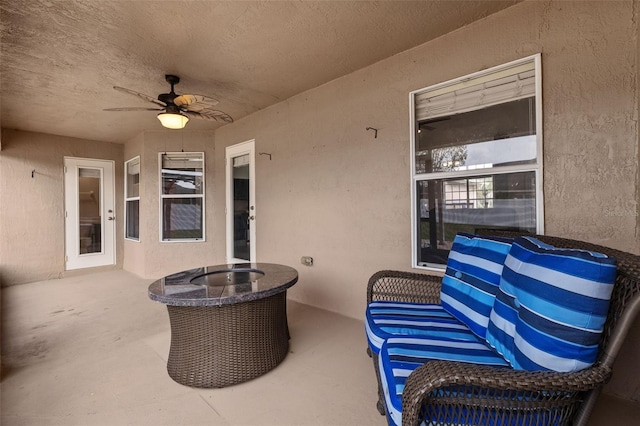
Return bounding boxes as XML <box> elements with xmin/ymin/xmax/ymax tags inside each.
<box><xmin>379</xmin><ymin>335</ymin><xmax>509</xmax><ymax>426</ymax></box>
<box><xmin>441</xmin><ymin>233</ymin><xmax>513</xmax><ymax>339</ymax></box>
<box><xmin>365</xmin><ymin>301</ymin><xmax>478</xmax><ymax>355</ymax></box>
<box><xmin>486</xmin><ymin>236</ymin><xmax>617</xmax><ymax>372</ymax></box>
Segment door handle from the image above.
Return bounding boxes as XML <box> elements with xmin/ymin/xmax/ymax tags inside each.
<box><xmin>108</xmin><ymin>216</ymin><xmax>115</xmax><ymax>221</ymax></box>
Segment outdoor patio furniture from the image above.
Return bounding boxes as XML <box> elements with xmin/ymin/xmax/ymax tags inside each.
<box><xmin>365</xmin><ymin>231</ymin><xmax>640</xmax><ymax>426</ymax></box>
<box><xmin>149</xmin><ymin>263</ymin><xmax>298</xmax><ymax>388</ymax></box>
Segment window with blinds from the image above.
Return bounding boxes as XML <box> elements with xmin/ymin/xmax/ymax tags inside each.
<box><xmin>159</xmin><ymin>152</ymin><xmax>205</xmax><ymax>241</ymax></box>
<box><xmin>125</xmin><ymin>156</ymin><xmax>140</xmax><ymax>241</ymax></box>
<box><xmin>410</xmin><ymin>55</ymin><xmax>543</xmax><ymax>269</ymax></box>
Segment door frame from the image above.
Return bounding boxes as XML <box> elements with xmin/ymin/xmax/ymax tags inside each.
<box><xmin>225</xmin><ymin>140</ymin><xmax>256</xmax><ymax>263</ymax></box>
<box><xmin>64</xmin><ymin>157</ymin><xmax>116</xmax><ymax>270</ymax></box>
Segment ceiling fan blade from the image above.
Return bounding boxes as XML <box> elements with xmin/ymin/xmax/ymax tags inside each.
<box><xmin>113</xmin><ymin>86</ymin><xmax>167</xmax><ymax>107</ymax></box>
<box><xmin>104</xmin><ymin>107</ymin><xmax>164</xmax><ymax>111</ymax></box>
<box><xmin>183</xmin><ymin>109</ymin><xmax>233</xmax><ymax>123</ymax></box>
<box><xmin>174</xmin><ymin>94</ymin><xmax>220</xmax><ymax>108</ymax></box>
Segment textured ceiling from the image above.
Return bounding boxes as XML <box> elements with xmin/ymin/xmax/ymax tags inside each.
<box><xmin>1</xmin><ymin>0</ymin><xmax>519</xmax><ymax>144</ymax></box>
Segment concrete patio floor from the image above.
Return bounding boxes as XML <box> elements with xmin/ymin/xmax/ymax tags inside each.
<box><xmin>1</xmin><ymin>270</ymin><xmax>639</xmax><ymax>425</ymax></box>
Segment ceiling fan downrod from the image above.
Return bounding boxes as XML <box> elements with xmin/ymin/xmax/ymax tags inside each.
<box><xmin>165</xmin><ymin>74</ymin><xmax>180</xmax><ymax>91</ymax></box>
<box><xmin>159</xmin><ymin>74</ymin><xmax>180</xmax><ymax>105</ymax></box>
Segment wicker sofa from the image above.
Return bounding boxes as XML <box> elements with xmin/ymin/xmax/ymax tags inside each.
<box><xmin>365</xmin><ymin>232</ymin><xmax>640</xmax><ymax>426</ymax></box>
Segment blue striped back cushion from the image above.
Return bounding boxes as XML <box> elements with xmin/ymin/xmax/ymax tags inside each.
<box><xmin>441</xmin><ymin>233</ymin><xmax>513</xmax><ymax>339</ymax></box>
<box><xmin>486</xmin><ymin>236</ymin><xmax>617</xmax><ymax>372</ymax></box>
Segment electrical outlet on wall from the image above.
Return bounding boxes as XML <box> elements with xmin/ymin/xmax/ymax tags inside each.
<box><xmin>300</xmin><ymin>256</ymin><xmax>313</xmax><ymax>266</ymax></box>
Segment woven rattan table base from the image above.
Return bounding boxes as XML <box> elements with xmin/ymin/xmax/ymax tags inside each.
<box><xmin>166</xmin><ymin>292</ymin><xmax>289</xmax><ymax>388</ymax></box>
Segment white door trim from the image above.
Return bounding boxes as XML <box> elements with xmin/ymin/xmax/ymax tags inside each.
<box><xmin>64</xmin><ymin>157</ymin><xmax>116</xmax><ymax>270</ymax></box>
<box><xmin>225</xmin><ymin>140</ymin><xmax>256</xmax><ymax>263</ymax></box>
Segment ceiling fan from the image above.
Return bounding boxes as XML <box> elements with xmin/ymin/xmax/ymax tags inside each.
<box><xmin>104</xmin><ymin>74</ymin><xmax>233</xmax><ymax>129</ymax></box>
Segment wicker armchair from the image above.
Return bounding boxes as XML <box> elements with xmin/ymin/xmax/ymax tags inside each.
<box><xmin>366</xmin><ymin>232</ymin><xmax>640</xmax><ymax>426</ymax></box>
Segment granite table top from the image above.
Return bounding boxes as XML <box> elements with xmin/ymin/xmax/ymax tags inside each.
<box><xmin>148</xmin><ymin>263</ymin><xmax>298</xmax><ymax>307</ymax></box>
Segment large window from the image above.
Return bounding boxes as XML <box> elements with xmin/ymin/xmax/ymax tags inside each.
<box><xmin>160</xmin><ymin>152</ymin><xmax>205</xmax><ymax>241</ymax></box>
<box><xmin>125</xmin><ymin>156</ymin><xmax>140</xmax><ymax>241</ymax></box>
<box><xmin>411</xmin><ymin>55</ymin><xmax>543</xmax><ymax>269</ymax></box>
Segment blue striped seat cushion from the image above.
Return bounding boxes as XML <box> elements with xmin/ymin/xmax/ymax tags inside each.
<box><xmin>441</xmin><ymin>233</ymin><xmax>513</xmax><ymax>339</ymax></box>
<box><xmin>486</xmin><ymin>236</ymin><xmax>617</xmax><ymax>372</ymax></box>
<box><xmin>379</xmin><ymin>335</ymin><xmax>509</xmax><ymax>426</ymax></box>
<box><xmin>365</xmin><ymin>301</ymin><xmax>478</xmax><ymax>355</ymax></box>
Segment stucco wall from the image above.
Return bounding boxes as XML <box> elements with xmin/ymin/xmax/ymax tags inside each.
<box><xmin>122</xmin><ymin>130</ymin><xmax>219</xmax><ymax>278</ymax></box>
<box><xmin>216</xmin><ymin>0</ymin><xmax>639</xmax><ymax>320</ymax></box>
<box><xmin>1</xmin><ymin>0</ymin><xmax>638</xmax><ymax>403</ymax></box>
<box><xmin>123</xmin><ymin>132</ymin><xmax>146</xmax><ymax>275</ymax></box>
<box><xmin>0</xmin><ymin>129</ymin><xmax>124</xmax><ymax>285</ymax></box>
<box><xmin>214</xmin><ymin>0</ymin><xmax>639</xmax><ymax>400</ymax></box>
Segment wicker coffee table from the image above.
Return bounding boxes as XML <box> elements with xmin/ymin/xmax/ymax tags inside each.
<box><xmin>148</xmin><ymin>263</ymin><xmax>298</xmax><ymax>388</ymax></box>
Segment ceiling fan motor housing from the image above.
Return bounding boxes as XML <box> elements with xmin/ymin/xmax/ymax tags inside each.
<box><xmin>159</xmin><ymin>92</ymin><xmax>178</xmax><ymax>105</ymax></box>
<box><xmin>163</xmin><ymin>105</ymin><xmax>182</xmax><ymax>114</ymax></box>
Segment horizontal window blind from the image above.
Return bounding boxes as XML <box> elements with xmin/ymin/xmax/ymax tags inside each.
<box><xmin>79</xmin><ymin>168</ymin><xmax>100</xmax><ymax>178</ymax></box>
<box><xmin>127</xmin><ymin>158</ymin><xmax>140</xmax><ymax>175</ymax></box>
<box><xmin>416</xmin><ymin>61</ymin><xmax>535</xmax><ymax>121</ymax></box>
<box><xmin>162</xmin><ymin>152</ymin><xmax>203</xmax><ymax>169</ymax></box>
<box><xmin>233</xmin><ymin>154</ymin><xmax>250</xmax><ymax>168</ymax></box>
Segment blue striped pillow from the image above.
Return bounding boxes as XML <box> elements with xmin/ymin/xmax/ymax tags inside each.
<box><xmin>441</xmin><ymin>233</ymin><xmax>513</xmax><ymax>339</ymax></box>
<box><xmin>486</xmin><ymin>236</ymin><xmax>617</xmax><ymax>372</ymax></box>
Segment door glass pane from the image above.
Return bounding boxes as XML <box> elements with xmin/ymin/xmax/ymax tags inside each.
<box><xmin>78</xmin><ymin>168</ymin><xmax>102</xmax><ymax>255</ymax></box>
<box><xmin>232</xmin><ymin>155</ymin><xmax>250</xmax><ymax>261</ymax></box>
<box><xmin>417</xmin><ymin>171</ymin><xmax>537</xmax><ymax>266</ymax></box>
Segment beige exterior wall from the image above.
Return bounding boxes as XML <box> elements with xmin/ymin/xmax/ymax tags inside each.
<box><xmin>122</xmin><ymin>130</ymin><xmax>219</xmax><ymax>278</ymax></box>
<box><xmin>0</xmin><ymin>127</ymin><xmax>217</xmax><ymax>283</ymax></box>
<box><xmin>216</xmin><ymin>0</ymin><xmax>639</xmax><ymax>317</ymax></box>
<box><xmin>0</xmin><ymin>0</ymin><xmax>638</xmax><ymax>402</ymax></box>
<box><xmin>214</xmin><ymin>0</ymin><xmax>639</xmax><ymax>400</ymax></box>
<box><xmin>122</xmin><ymin>132</ymin><xmax>146</xmax><ymax>275</ymax></box>
<box><xmin>0</xmin><ymin>129</ymin><xmax>124</xmax><ymax>285</ymax></box>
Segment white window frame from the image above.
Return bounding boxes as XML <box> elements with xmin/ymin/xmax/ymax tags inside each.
<box><xmin>124</xmin><ymin>156</ymin><xmax>141</xmax><ymax>242</ymax></box>
<box><xmin>159</xmin><ymin>152</ymin><xmax>206</xmax><ymax>243</ymax></box>
<box><xmin>410</xmin><ymin>54</ymin><xmax>544</xmax><ymax>271</ymax></box>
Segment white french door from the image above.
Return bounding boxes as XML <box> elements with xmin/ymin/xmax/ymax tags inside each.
<box><xmin>225</xmin><ymin>140</ymin><xmax>256</xmax><ymax>263</ymax></box>
<box><xmin>64</xmin><ymin>157</ymin><xmax>116</xmax><ymax>270</ymax></box>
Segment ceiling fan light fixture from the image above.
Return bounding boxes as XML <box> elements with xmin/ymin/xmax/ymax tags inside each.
<box><xmin>157</xmin><ymin>111</ymin><xmax>189</xmax><ymax>129</ymax></box>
